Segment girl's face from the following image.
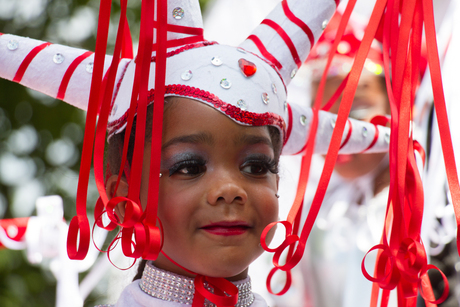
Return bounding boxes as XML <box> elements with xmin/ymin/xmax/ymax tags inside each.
<box><xmin>140</xmin><ymin>98</ymin><xmax>279</xmax><ymax>280</ymax></box>
<box><xmin>313</xmin><ymin>72</ymin><xmax>389</xmax><ymax>179</ymax></box>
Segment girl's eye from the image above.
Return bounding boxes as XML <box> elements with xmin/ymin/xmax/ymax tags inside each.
<box><xmin>241</xmin><ymin>163</ymin><xmax>269</xmax><ymax>175</ymax></box>
<box><xmin>169</xmin><ymin>160</ymin><xmax>206</xmax><ymax>177</ymax></box>
<box><xmin>241</xmin><ymin>156</ymin><xmax>278</xmax><ymax>176</ymax></box>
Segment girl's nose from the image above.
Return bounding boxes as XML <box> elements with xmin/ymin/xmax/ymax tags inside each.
<box><xmin>206</xmin><ymin>172</ymin><xmax>248</xmax><ymax>206</ymax></box>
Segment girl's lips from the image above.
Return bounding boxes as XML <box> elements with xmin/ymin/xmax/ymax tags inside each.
<box><xmin>200</xmin><ymin>221</ymin><xmax>251</xmax><ymax>236</ymax></box>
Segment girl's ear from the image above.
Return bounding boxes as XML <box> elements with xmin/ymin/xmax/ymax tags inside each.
<box><xmin>106</xmin><ymin>175</ymin><xmax>129</xmax><ymax>222</ymax></box>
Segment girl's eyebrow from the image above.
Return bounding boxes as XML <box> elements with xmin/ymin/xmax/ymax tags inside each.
<box><xmin>235</xmin><ymin>134</ymin><xmax>274</xmax><ymax>149</ymax></box>
<box><xmin>162</xmin><ymin>132</ymin><xmax>214</xmax><ymax>150</ymax></box>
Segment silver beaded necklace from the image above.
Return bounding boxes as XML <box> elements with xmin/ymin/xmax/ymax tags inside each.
<box><xmin>139</xmin><ymin>262</ymin><xmax>255</xmax><ymax>307</ymax></box>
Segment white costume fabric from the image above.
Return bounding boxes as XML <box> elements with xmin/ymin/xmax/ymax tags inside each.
<box><xmin>298</xmin><ymin>156</ymin><xmax>397</xmax><ymax>307</ymax></box>
<box><xmin>110</xmin><ymin>281</ymin><xmax>267</xmax><ymax>307</ymax></box>
<box><xmin>96</xmin><ymin>262</ymin><xmax>267</xmax><ymax>307</ymax></box>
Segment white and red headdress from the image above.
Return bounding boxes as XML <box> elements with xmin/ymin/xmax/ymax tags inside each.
<box><xmin>306</xmin><ymin>11</ymin><xmax>384</xmax><ymax>80</ymax></box>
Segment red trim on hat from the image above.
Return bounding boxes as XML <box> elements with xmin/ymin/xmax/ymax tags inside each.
<box><xmin>57</xmin><ymin>51</ymin><xmax>93</xmax><ymax>100</ymax></box>
<box><xmin>110</xmin><ymin>58</ymin><xmax>131</xmax><ymax>113</ymax></box>
<box><xmin>247</xmin><ymin>35</ymin><xmax>283</xmax><ymax>69</ymax></box>
<box><xmin>281</xmin><ymin>0</ymin><xmax>314</xmax><ymax>49</ymax></box>
<box><xmin>339</xmin><ymin>119</ymin><xmax>352</xmax><ymax>149</ymax></box>
<box><xmin>161</xmin><ymin>23</ymin><xmax>203</xmax><ymax>36</ymax></box>
<box><xmin>150</xmin><ymin>41</ymin><xmax>218</xmax><ymax>62</ymax></box>
<box><xmin>261</xmin><ymin>19</ymin><xmax>301</xmax><ymax>68</ymax></box>
<box><xmin>13</xmin><ymin>42</ymin><xmax>52</xmax><ymax>83</ymax></box>
<box><xmin>107</xmin><ymin>84</ymin><xmax>286</xmax><ymax>139</ymax></box>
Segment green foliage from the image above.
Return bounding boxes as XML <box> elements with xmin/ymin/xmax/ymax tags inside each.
<box><xmin>0</xmin><ymin>0</ymin><xmax>212</xmax><ymax>306</ymax></box>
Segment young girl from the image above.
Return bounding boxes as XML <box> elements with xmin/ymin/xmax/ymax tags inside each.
<box><xmin>0</xmin><ymin>0</ymin><xmax>390</xmax><ymax>305</ymax></box>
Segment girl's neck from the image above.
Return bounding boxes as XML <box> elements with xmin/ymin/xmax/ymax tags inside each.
<box><xmin>152</xmin><ymin>252</ymin><xmax>249</xmax><ymax>281</ymax></box>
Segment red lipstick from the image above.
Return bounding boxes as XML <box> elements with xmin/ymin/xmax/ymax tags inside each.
<box><xmin>201</xmin><ymin>221</ymin><xmax>250</xmax><ymax>236</ymax></box>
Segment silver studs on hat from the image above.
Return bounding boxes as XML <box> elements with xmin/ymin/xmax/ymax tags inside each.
<box><xmin>7</xmin><ymin>40</ymin><xmax>19</xmax><ymax>51</ymax></box>
<box><xmin>220</xmin><ymin>78</ymin><xmax>231</xmax><ymax>89</ymax></box>
<box><xmin>362</xmin><ymin>127</ymin><xmax>368</xmax><ymax>137</ymax></box>
<box><xmin>261</xmin><ymin>93</ymin><xmax>269</xmax><ymax>105</ymax></box>
<box><xmin>330</xmin><ymin>118</ymin><xmax>336</xmax><ymax>128</ymax></box>
<box><xmin>211</xmin><ymin>56</ymin><xmax>223</xmax><ymax>66</ymax></box>
<box><xmin>384</xmin><ymin>132</ymin><xmax>390</xmax><ymax>144</ymax></box>
<box><xmin>237</xmin><ymin>99</ymin><xmax>247</xmax><ymax>110</ymax></box>
<box><xmin>271</xmin><ymin>83</ymin><xmax>277</xmax><ymax>94</ymax></box>
<box><xmin>284</xmin><ymin>101</ymin><xmax>288</xmax><ymax>112</ymax></box>
<box><xmin>322</xmin><ymin>19</ymin><xmax>329</xmax><ymax>30</ymax></box>
<box><xmin>290</xmin><ymin>68</ymin><xmax>297</xmax><ymax>79</ymax></box>
<box><xmin>300</xmin><ymin>115</ymin><xmax>307</xmax><ymax>126</ymax></box>
<box><xmin>181</xmin><ymin>70</ymin><xmax>193</xmax><ymax>81</ymax></box>
<box><xmin>53</xmin><ymin>53</ymin><xmax>65</xmax><ymax>64</ymax></box>
<box><xmin>172</xmin><ymin>7</ymin><xmax>184</xmax><ymax>19</ymax></box>
<box><xmin>86</xmin><ymin>62</ymin><xmax>94</xmax><ymax>73</ymax></box>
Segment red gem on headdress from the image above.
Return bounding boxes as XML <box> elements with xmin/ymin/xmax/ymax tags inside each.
<box><xmin>238</xmin><ymin>58</ymin><xmax>257</xmax><ymax>77</ymax></box>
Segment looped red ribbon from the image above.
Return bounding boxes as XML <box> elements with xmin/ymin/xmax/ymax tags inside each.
<box><xmin>362</xmin><ymin>244</ymin><xmax>400</xmax><ymax>290</ymax></box>
<box><xmin>419</xmin><ymin>265</ymin><xmax>450</xmax><ymax>304</ymax></box>
<box><xmin>67</xmin><ymin>215</ymin><xmax>91</xmax><ymax>259</ymax></box>
<box><xmin>193</xmin><ymin>275</ymin><xmax>239</xmax><ymax>307</ymax></box>
<box><xmin>106</xmin><ymin>196</ymin><xmax>143</xmax><ymax>228</ymax></box>
<box><xmin>266</xmin><ymin>266</ymin><xmax>292</xmax><ymax>296</ymax></box>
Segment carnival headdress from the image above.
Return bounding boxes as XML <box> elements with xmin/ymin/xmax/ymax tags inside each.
<box><xmin>0</xmin><ymin>0</ymin><xmax>392</xmax><ymax>305</ymax></box>
<box><xmin>306</xmin><ymin>11</ymin><xmax>384</xmax><ymax>80</ymax></box>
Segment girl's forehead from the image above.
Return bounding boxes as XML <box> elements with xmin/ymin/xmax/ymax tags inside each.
<box><xmin>163</xmin><ymin>97</ymin><xmax>271</xmax><ymax>138</ymax></box>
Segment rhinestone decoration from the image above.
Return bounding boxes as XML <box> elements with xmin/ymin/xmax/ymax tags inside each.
<box><xmin>272</xmin><ymin>83</ymin><xmax>277</xmax><ymax>94</ymax></box>
<box><xmin>362</xmin><ymin>127</ymin><xmax>368</xmax><ymax>137</ymax></box>
<box><xmin>53</xmin><ymin>53</ymin><xmax>65</xmax><ymax>64</ymax></box>
<box><xmin>86</xmin><ymin>62</ymin><xmax>94</xmax><ymax>73</ymax></box>
<box><xmin>330</xmin><ymin>118</ymin><xmax>336</xmax><ymax>128</ymax></box>
<box><xmin>181</xmin><ymin>70</ymin><xmax>193</xmax><ymax>81</ymax></box>
<box><xmin>172</xmin><ymin>7</ymin><xmax>184</xmax><ymax>19</ymax></box>
<box><xmin>384</xmin><ymin>132</ymin><xmax>390</xmax><ymax>143</ymax></box>
<box><xmin>139</xmin><ymin>262</ymin><xmax>255</xmax><ymax>307</ymax></box>
<box><xmin>237</xmin><ymin>99</ymin><xmax>247</xmax><ymax>110</ymax></box>
<box><xmin>300</xmin><ymin>115</ymin><xmax>307</xmax><ymax>126</ymax></box>
<box><xmin>220</xmin><ymin>78</ymin><xmax>231</xmax><ymax>89</ymax></box>
<box><xmin>322</xmin><ymin>19</ymin><xmax>329</xmax><ymax>30</ymax></box>
<box><xmin>211</xmin><ymin>56</ymin><xmax>223</xmax><ymax>66</ymax></box>
<box><xmin>284</xmin><ymin>101</ymin><xmax>288</xmax><ymax>112</ymax></box>
<box><xmin>238</xmin><ymin>58</ymin><xmax>257</xmax><ymax>77</ymax></box>
<box><xmin>261</xmin><ymin>93</ymin><xmax>269</xmax><ymax>105</ymax></box>
<box><xmin>7</xmin><ymin>40</ymin><xmax>19</xmax><ymax>51</ymax></box>
<box><xmin>290</xmin><ymin>68</ymin><xmax>297</xmax><ymax>79</ymax></box>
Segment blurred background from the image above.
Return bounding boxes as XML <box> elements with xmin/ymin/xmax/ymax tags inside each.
<box><xmin>0</xmin><ymin>0</ymin><xmax>212</xmax><ymax>306</ymax></box>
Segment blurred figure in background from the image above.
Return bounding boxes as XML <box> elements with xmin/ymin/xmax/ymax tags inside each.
<box><xmin>297</xmin><ymin>12</ymin><xmax>395</xmax><ymax>307</ymax></box>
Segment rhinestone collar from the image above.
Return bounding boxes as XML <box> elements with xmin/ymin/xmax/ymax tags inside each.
<box><xmin>139</xmin><ymin>262</ymin><xmax>255</xmax><ymax>307</ymax></box>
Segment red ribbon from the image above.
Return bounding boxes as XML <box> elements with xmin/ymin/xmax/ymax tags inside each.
<box><xmin>262</xmin><ymin>1</ymin><xmax>454</xmax><ymax>306</ymax></box>
<box><xmin>160</xmin><ymin>251</ymin><xmax>239</xmax><ymax>307</ymax></box>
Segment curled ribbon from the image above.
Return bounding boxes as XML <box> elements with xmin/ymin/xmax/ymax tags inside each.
<box><xmin>193</xmin><ymin>276</ymin><xmax>239</xmax><ymax>307</ymax></box>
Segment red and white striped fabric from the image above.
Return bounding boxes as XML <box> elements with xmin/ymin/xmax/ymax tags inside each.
<box><xmin>0</xmin><ymin>0</ymin><xmax>389</xmax><ymax>156</ymax></box>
